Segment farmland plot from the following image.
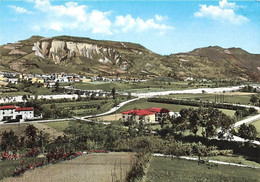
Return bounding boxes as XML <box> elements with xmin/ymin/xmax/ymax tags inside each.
<box><xmin>2</xmin><ymin>152</ymin><xmax>134</xmax><ymax>182</ymax></box>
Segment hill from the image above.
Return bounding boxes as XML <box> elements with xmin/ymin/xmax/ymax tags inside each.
<box><xmin>0</xmin><ymin>36</ymin><xmax>259</xmax><ymax>80</ymax></box>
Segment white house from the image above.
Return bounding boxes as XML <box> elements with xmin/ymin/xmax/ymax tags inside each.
<box><xmin>0</xmin><ymin>105</ymin><xmax>34</xmax><ymax>122</ymax></box>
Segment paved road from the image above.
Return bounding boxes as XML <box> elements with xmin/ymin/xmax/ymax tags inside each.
<box><xmin>234</xmin><ymin>114</ymin><xmax>260</xmax><ymax>128</ymax></box>
<box><xmin>152</xmin><ymin>153</ymin><xmax>260</xmax><ymax>169</ymax></box>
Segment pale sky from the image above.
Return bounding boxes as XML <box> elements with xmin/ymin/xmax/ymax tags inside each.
<box><xmin>1</xmin><ymin>0</ymin><xmax>259</xmax><ymax>55</ymax></box>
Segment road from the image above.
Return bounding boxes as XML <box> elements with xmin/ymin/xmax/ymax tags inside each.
<box><xmin>152</xmin><ymin>153</ymin><xmax>260</xmax><ymax>169</ymax></box>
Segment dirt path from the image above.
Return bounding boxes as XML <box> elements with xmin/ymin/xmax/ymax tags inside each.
<box><xmin>2</xmin><ymin>152</ymin><xmax>134</xmax><ymax>182</ymax></box>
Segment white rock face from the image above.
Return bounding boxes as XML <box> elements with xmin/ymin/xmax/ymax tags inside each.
<box><xmin>50</xmin><ymin>40</ymin><xmax>66</xmax><ymax>53</ymax></box>
<box><xmin>32</xmin><ymin>42</ymin><xmax>44</xmax><ymax>58</ymax></box>
<box><xmin>32</xmin><ymin>40</ymin><xmax>124</xmax><ymax>65</ymax></box>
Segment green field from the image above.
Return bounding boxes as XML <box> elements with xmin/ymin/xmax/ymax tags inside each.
<box><xmin>161</xmin><ymin>93</ymin><xmax>254</xmax><ymax>105</ymax></box>
<box><xmin>118</xmin><ymin>99</ymin><xmax>236</xmax><ymax>117</ymax></box>
<box><xmin>0</xmin><ymin>157</ymin><xmax>44</xmax><ymax>180</ymax></box>
<box><xmin>42</xmin><ymin>99</ymin><xmax>115</xmax><ymax>116</ymax></box>
<box><xmin>43</xmin><ymin>121</ymin><xmax>71</xmax><ymax>132</ymax></box>
<box><xmin>251</xmin><ymin>120</ymin><xmax>260</xmax><ymax>137</ymax></box>
<box><xmin>208</xmin><ymin>155</ymin><xmax>260</xmax><ymax>168</ymax></box>
<box><xmin>64</xmin><ymin>81</ymin><xmax>216</xmax><ymax>93</ymax></box>
<box><xmin>145</xmin><ymin>157</ymin><xmax>260</xmax><ymax>182</ymax></box>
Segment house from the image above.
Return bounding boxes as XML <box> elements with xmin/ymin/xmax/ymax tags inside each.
<box><xmin>121</xmin><ymin>108</ymin><xmax>171</xmax><ymax>123</ymax></box>
<box><xmin>0</xmin><ymin>105</ymin><xmax>34</xmax><ymax>122</ymax></box>
<box><xmin>32</xmin><ymin>77</ymin><xmax>44</xmax><ymax>84</ymax></box>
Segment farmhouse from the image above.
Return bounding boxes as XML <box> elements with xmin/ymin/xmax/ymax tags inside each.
<box><xmin>0</xmin><ymin>105</ymin><xmax>34</xmax><ymax>122</ymax></box>
<box><xmin>121</xmin><ymin>108</ymin><xmax>172</xmax><ymax>123</ymax></box>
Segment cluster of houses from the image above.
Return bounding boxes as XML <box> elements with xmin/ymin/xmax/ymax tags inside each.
<box><xmin>121</xmin><ymin>107</ymin><xmax>180</xmax><ymax>123</ymax></box>
<box><xmin>0</xmin><ymin>105</ymin><xmax>36</xmax><ymax>123</ymax></box>
<box><xmin>0</xmin><ymin>72</ymin><xmax>92</xmax><ymax>88</ymax></box>
<box><xmin>0</xmin><ymin>72</ymin><xmax>148</xmax><ymax>88</ymax></box>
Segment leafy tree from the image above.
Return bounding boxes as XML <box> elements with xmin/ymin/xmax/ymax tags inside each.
<box><xmin>127</xmin><ymin>91</ymin><xmax>132</xmax><ymax>99</ymax></box>
<box><xmin>25</xmin><ymin>124</ymin><xmax>38</xmax><ymax>148</ymax></box>
<box><xmin>238</xmin><ymin>123</ymin><xmax>258</xmax><ymax>141</ymax></box>
<box><xmin>0</xmin><ymin>130</ymin><xmax>19</xmax><ymax>150</ymax></box>
<box><xmin>111</xmin><ymin>87</ymin><xmax>116</xmax><ymax>99</ymax></box>
<box><xmin>250</xmin><ymin>95</ymin><xmax>259</xmax><ymax>105</ymax></box>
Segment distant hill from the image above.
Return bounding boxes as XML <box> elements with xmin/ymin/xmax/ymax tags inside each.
<box><xmin>0</xmin><ymin>36</ymin><xmax>259</xmax><ymax>81</ymax></box>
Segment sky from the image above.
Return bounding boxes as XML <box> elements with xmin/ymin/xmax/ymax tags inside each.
<box><xmin>0</xmin><ymin>0</ymin><xmax>259</xmax><ymax>55</ymax></box>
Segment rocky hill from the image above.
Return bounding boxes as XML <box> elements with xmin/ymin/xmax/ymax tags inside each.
<box><xmin>0</xmin><ymin>36</ymin><xmax>259</xmax><ymax>81</ymax></box>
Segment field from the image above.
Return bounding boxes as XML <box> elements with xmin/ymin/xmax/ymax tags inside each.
<box><xmin>145</xmin><ymin>156</ymin><xmax>260</xmax><ymax>182</ymax></box>
<box><xmin>161</xmin><ymin>93</ymin><xmax>255</xmax><ymax>105</ymax></box>
<box><xmin>0</xmin><ymin>123</ymin><xmax>64</xmax><ymax>140</ymax></box>
<box><xmin>0</xmin><ymin>157</ymin><xmax>44</xmax><ymax>180</ymax></box>
<box><xmin>97</xmin><ymin>114</ymin><xmax>122</xmax><ymax>121</ymax></box>
<box><xmin>2</xmin><ymin>152</ymin><xmax>134</xmax><ymax>182</ymax></box>
<box><xmin>118</xmin><ymin>99</ymin><xmax>236</xmax><ymax>117</ymax></box>
<box><xmin>251</xmin><ymin>119</ymin><xmax>260</xmax><ymax>137</ymax></box>
<box><xmin>43</xmin><ymin>121</ymin><xmax>71</xmax><ymax>132</ymax></box>
<box><xmin>42</xmin><ymin>99</ymin><xmax>116</xmax><ymax>116</ymax></box>
<box><xmin>64</xmin><ymin>81</ymin><xmax>217</xmax><ymax>93</ymax></box>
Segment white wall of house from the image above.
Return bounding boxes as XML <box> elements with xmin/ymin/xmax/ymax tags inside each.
<box><xmin>0</xmin><ymin>109</ymin><xmax>34</xmax><ymax>121</ymax></box>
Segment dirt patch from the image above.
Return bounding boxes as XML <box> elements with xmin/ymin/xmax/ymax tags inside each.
<box><xmin>2</xmin><ymin>152</ymin><xmax>134</xmax><ymax>182</ymax></box>
<box><xmin>98</xmin><ymin>114</ymin><xmax>122</xmax><ymax>121</ymax></box>
<box><xmin>209</xmin><ymin>92</ymin><xmax>257</xmax><ymax>96</ymax></box>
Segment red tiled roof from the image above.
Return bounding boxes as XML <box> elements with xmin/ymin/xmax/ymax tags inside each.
<box><xmin>0</xmin><ymin>105</ymin><xmax>16</xmax><ymax>110</ymax></box>
<box><xmin>121</xmin><ymin>109</ymin><xmax>155</xmax><ymax>116</ymax></box>
<box><xmin>146</xmin><ymin>108</ymin><xmax>170</xmax><ymax>113</ymax></box>
<box><xmin>121</xmin><ymin>108</ymin><xmax>171</xmax><ymax>116</ymax></box>
<box><xmin>15</xmin><ymin>107</ymin><xmax>34</xmax><ymax>111</ymax></box>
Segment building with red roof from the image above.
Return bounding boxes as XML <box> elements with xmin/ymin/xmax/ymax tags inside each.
<box><xmin>121</xmin><ymin>107</ymin><xmax>171</xmax><ymax>123</ymax></box>
<box><xmin>0</xmin><ymin>105</ymin><xmax>34</xmax><ymax>122</ymax></box>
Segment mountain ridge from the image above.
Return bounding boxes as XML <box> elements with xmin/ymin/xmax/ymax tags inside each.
<box><xmin>0</xmin><ymin>35</ymin><xmax>259</xmax><ymax>81</ymax></box>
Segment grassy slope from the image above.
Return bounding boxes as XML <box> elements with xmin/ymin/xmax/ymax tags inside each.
<box><xmin>251</xmin><ymin>119</ymin><xmax>260</xmax><ymax>137</ymax></box>
<box><xmin>145</xmin><ymin>156</ymin><xmax>260</xmax><ymax>182</ymax></box>
<box><xmin>43</xmin><ymin>121</ymin><xmax>70</xmax><ymax>132</ymax></box>
<box><xmin>162</xmin><ymin>93</ymin><xmax>254</xmax><ymax>105</ymax></box>
<box><xmin>118</xmin><ymin>99</ymin><xmax>235</xmax><ymax>117</ymax></box>
<box><xmin>0</xmin><ymin>157</ymin><xmax>44</xmax><ymax>180</ymax></box>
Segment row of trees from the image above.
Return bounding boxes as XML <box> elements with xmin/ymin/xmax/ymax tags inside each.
<box><xmin>170</xmin><ymin>108</ymin><xmax>235</xmax><ymax>139</ymax></box>
<box><xmin>1</xmin><ymin>125</ymin><xmax>49</xmax><ymax>151</ymax></box>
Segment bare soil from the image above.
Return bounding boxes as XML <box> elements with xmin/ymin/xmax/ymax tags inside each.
<box><xmin>98</xmin><ymin>114</ymin><xmax>122</xmax><ymax>121</ymax></box>
<box><xmin>2</xmin><ymin>152</ymin><xmax>134</xmax><ymax>182</ymax></box>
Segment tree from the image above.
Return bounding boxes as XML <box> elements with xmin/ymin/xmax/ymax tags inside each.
<box><xmin>25</xmin><ymin>124</ymin><xmax>38</xmax><ymax>148</ymax></box>
<box><xmin>238</xmin><ymin>123</ymin><xmax>258</xmax><ymax>141</ymax></box>
<box><xmin>0</xmin><ymin>130</ymin><xmax>19</xmax><ymax>150</ymax></box>
<box><xmin>55</xmin><ymin>81</ymin><xmax>60</xmax><ymax>92</ymax></box>
<box><xmin>111</xmin><ymin>87</ymin><xmax>116</xmax><ymax>99</ymax></box>
<box><xmin>22</xmin><ymin>94</ymin><xmax>28</xmax><ymax>102</ymax></box>
<box><xmin>250</xmin><ymin>95</ymin><xmax>259</xmax><ymax>105</ymax></box>
<box><xmin>127</xmin><ymin>91</ymin><xmax>131</xmax><ymax>99</ymax></box>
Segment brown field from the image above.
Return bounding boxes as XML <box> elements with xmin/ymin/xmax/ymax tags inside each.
<box><xmin>98</xmin><ymin>114</ymin><xmax>122</xmax><ymax>121</ymax></box>
<box><xmin>211</xmin><ymin>92</ymin><xmax>257</xmax><ymax>96</ymax></box>
<box><xmin>2</xmin><ymin>152</ymin><xmax>134</xmax><ymax>182</ymax></box>
<box><xmin>0</xmin><ymin>123</ymin><xmax>63</xmax><ymax>140</ymax></box>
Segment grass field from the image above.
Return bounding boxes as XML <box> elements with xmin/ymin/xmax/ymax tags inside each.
<box><xmin>118</xmin><ymin>99</ymin><xmax>236</xmax><ymax>117</ymax></box>
<box><xmin>2</xmin><ymin>152</ymin><xmax>134</xmax><ymax>182</ymax></box>
<box><xmin>208</xmin><ymin>155</ymin><xmax>260</xmax><ymax>168</ymax></box>
<box><xmin>161</xmin><ymin>93</ymin><xmax>255</xmax><ymax>105</ymax></box>
<box><xmin>65</xmin><ymin>81</ymin><xmax>215</xmax><ymax>93</ymax></box>
<box><xmin>0</xmin><ymin>157</ymin><xmax>44</xmax><ymax>180</ymax></box>
<box><xmin>0</xmin><ymin>123</ymin><xmax>64</xmax><ymax>140</ymax></box>
<box><xmin>251</xmin><ymin>119</ymin><xmax>260</xmax><ymax>137</ymax></box>
<box><xmin>145</xmin><ymin>156</ymin><xmax>260</xmax><ymax>182</ymax></box>
<box><xmin>43</xmin><ymin>121</ymin><xmax>71</xmax><ymax>132</ymax></box>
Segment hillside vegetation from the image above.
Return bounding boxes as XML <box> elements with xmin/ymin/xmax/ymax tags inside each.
<box><xmin>0</xmin><ymin>36</ymin><xmax>259</xmax><ymax>80</ymax></box>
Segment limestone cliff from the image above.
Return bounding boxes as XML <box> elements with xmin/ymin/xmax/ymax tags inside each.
<box><xmin>32</xmin><ymin>38</ymin><xmax>140</xmax><ymax>68</ymax></box>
